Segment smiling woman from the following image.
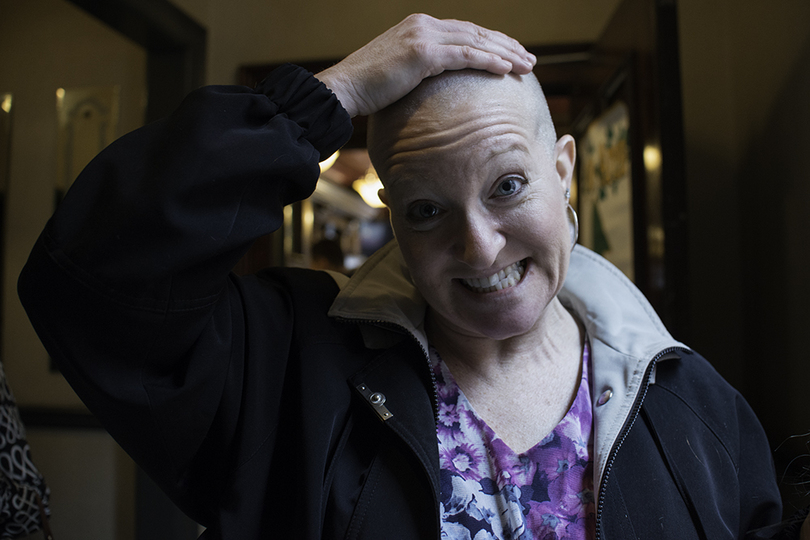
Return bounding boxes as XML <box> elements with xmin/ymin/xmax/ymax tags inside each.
<box><xmin>15</xmin><ymin>12</ymin><xmax>799</xmax><ymax>540</ymax></box>
<box><xmin>367</xmin><ymin>70</ymin><xmax>574</xmax><ymax>351</ymax></box>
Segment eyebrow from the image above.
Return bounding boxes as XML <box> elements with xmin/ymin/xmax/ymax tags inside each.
<box><xmin>385</xmin><ymin>172</ymin><xmax>429</xmax><ymax>196</ymax></box>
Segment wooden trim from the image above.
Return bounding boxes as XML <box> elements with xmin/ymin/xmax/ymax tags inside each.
<box><xmin>66</xmin><ymin>0</ymin><xmax>206</xmax><ymax>123</ymax></box>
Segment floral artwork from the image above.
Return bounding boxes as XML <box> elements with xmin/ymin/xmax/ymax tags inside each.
<box><xmin>579</xmin><ymin>101</ymin><xmax>634</xmax><ymax>281</ymax></box>
<box><xmin>432</xmin><ymin>346</ymin><xmax>595</xmax><ymax>540</ymax></box>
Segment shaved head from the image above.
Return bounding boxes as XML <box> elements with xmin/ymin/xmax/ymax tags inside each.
<box><xmin>364</xmin><ymin>69</ymin><xmax>576</xmax><ymax>343</ymax></box>
<box><xmin>367</xmin><ymin>69</ymin><xmax>557</xmax><ymax>184</ymax></box>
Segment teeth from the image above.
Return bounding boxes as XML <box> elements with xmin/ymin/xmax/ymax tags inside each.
<box><xmin>462</xmin><ymin>260</ymin><xmax>526</xmax><ymax>293</ymax></box>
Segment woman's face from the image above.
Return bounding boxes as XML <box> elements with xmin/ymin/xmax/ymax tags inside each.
<box><xmin>378</xmin><ymin>87</ymin><xmax>575</xmax><ymax>341</ymax></box>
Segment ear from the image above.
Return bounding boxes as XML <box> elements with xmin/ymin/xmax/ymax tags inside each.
<box><xmin>377</xmin><ymin>188</ymin><xmax>390</xmax><ymax>207</ymax></box>
<box><xmin>554</xmin><ymin>134</ymin><xmax>576</xmax><ymax>194</ymax></box>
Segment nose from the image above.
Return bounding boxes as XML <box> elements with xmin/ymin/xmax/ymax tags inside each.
<box><xmin>452</xmin><ymin>212</ymin><xmax>506</xmax><ymax>269</ymax></box>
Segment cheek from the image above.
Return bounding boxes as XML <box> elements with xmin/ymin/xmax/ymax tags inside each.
<box><xmin>509</xmin><ymin>198</ymin><xmax>569</xmax><ymax>248</ymax></box>
<box><xmin>548</xmin><ymin>205</ymin><xmax>572</xmax><ymax>247</ymax></box>
<box><xmin>395</xmin><ymin>234</ymin><xmax>451</xmax><ymax>304</ymax></box>
<box><xmin>392</xmin><ymin>226</ymin><xmax>430</xmax><ymax>275</ymax></box>
<box><xmin>392</xmin><ymin>215</ymin><xmax>445</xmax><ymax>275</ymax></box>
<box><xmin>399</xmin><ymin>240</ymin><xmax>440</xmax><ymax>288</ymax></box>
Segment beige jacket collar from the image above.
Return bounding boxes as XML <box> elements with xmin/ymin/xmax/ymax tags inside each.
<box><xmin>327</xmin><ymin>241</ymin><xmax>429</xmax><ymax>353</ymax></box>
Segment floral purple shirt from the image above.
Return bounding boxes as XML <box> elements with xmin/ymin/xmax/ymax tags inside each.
<box><xmin>431</xmin><ymin>343</ymin><xmax>595</xmax><ymax>540</ymax></box>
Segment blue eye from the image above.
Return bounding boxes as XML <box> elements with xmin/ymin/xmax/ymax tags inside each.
<box><xmin>494</xmin><ymin>176</ymin><xmax>522</xmax><ymax>197</ymax></box>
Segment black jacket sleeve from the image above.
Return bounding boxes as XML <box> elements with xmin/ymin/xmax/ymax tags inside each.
<box><xmin>17</xmin><ymin>65</ymin><xmax>352</xmax><ymax>525</ymax></box>
<box><xmin>747</xmin><ymin>508</ymin><xmax>809</xmax><ymax>540</ymax></box>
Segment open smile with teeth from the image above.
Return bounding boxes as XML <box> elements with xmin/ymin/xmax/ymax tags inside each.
<box><xmin>461</xmin><ymin>259</ymin><xmax>527</xmax><ymax>293</ymax></box>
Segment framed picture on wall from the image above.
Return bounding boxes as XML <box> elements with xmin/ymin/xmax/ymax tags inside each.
<box><xmin>578</xmin><ymin>100</ymin><xmax>634</xmax><ymax>281</ymax></box>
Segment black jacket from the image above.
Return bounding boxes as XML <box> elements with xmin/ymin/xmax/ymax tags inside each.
<box><xmin>19</xmin><ymin>65</ymin><xmax>784</xmax><ymax>539</ymax></box>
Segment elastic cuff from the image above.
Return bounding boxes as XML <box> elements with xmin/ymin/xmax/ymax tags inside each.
<box><xmin>256</xmin><ymin>64</ymin><xmax>353</xmax><ymax>160</ymax></box>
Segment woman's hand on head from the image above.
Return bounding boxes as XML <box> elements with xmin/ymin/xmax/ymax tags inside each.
<box><xmin>315</xmin><ymin>13</ymin><xmax>536</xmax><ymax>117</ymax></box>
<box><xmin>801</xmin><ymin>512</ymin><xmax>810</xmax><ymax>540</ymax></box>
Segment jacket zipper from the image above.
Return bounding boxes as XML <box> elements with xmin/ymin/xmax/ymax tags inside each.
<box><xmin>347</xmin><ymin>319</ymin><xmax>686</xmax><ymax>539</ymax></box>
<box><xmin>594</xmin><ymin>346</ymin><xmax>688</xmax><ymax>540</ymax></box>
<box><xmin>339</xmin><ymin>317</ymin><xmax>442</xmax><ymax>537</ymax></box>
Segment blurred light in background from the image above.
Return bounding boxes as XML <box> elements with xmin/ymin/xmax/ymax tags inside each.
<box><xmin>643</xmin><ymin>144</ymin><xmax>661</xmax><ymax>171</ymax></box>
<box><xmin>352</xmin><ymin>169</ymin><xmax>385</xmax><ymax>208</ymax></box>
<box><xmin>319</xmin><ymin>150</ymin><xmax>339</xmax><ymax>173</ymax></box>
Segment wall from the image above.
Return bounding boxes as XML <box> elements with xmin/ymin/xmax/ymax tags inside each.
<box><xmin>24</xmin><ymin>429</ymin><xmax>136</xmax><ymax>540</ymax></box>
<box><xmin>0</xmin><ymin>0</ymin><xmax>147</xmax><ymax>408</ymax></box>
<box><xmin>679</xmin><ymin>0</ymin><xmax>810</xmax><ymax>508</ymax></box>
<box><xmin>166</xmin><ymin>0</ymin><xmax>624</xmax><ymax>84</ymax></box>
<box><xmin>0</xmin><ymin>0</ymin><xmax>146</xmax><ymax>537</ymax></box>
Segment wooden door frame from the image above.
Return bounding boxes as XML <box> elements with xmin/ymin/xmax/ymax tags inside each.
<box><xmin>66</xmin><ymin>0</ymin><xmax>206</xmax><ymax>123</ymax></box>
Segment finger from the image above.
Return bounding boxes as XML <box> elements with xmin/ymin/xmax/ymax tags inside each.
<box><xmin>425</xmin><ymin>45</ymin><xmax>512</xmax><ymax>75</ymax></box>
<box><xmin>437</xmin><ymin>19</ymin><xmax>536</xmax><ymax>71</ymax></box>
<box><xmin>422</xmin><ymin>44</ymin><xmax>529</xmax><ymax>77</ymax></box>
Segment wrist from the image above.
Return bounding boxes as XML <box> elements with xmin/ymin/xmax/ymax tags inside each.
<box><xmin>315</xmin><ymin>68</ymin><xmax>359</xmax><ymax>118</ymax></box>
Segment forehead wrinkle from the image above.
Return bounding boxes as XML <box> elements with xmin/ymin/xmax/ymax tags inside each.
<box><xmin>373</xmin><ymin>87</ymin><xmax>537</xmax><ymax>164</ymax></box>
<box><xmin>370</xmin><ymin>70</ymin><xmax>555</xmax><ymax>165</ymax></box>
<box><xmin>379</xmin><ymin>117</ymin><xmax>534</xmax><ymax>183</ymax></box>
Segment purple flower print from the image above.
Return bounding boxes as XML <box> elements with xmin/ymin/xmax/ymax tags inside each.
<box><xmin>525</xmin><ymin>501</ymin><xmax>565</xmax><ymax>538</ymax></box>
<box><xmin>561</xmin><ymin>517</ymin><xmax>594</xmax><ymax>540</ymax></box>
<box><xmin>547</xmin><ymin>464</ymin><xmax>589</xmax><ymax>515</ymax></box>
<box><xmin>557</xmin><ymin>390</ymin><xmax>593</xmax><ymax>460</ymax></box>
<box><xmin>432</xmin><ymin>348</ymin><xmax>461</xmax><ymax>401</ymax></box>
<box><xmin>439</xmin><ymin>399</ymin><xmax>461</xmax><ymax>428</ymax></box>
<box><xmin>526</xmin><ymin>499</ymin><xmax>594</xmax><ymax>540</ymax></box>
<box><xmin>528</xmin><ymin>434</ymin><xmax>580</xmax><ymax>484</ymax></box>
<box><xmin>467</xmin><ymin>484</ymin><xmax>527</xmax><ymax>540</ymax></box>
<box><xmin>441</xmin><ymin>521</ymin><xmax>473</xmax><ymax>540</ymax></box>
<box><xmin>441</xmin><ymin>442</ymin><xmax>487</xmax><ymax>481</ymax></box>
<box><xmin>457</xmin><ymin>399</ymin><xmax>489</xmax><ymax>434</ymax></box>
<box><xmin>431</xmin><ymin>343</ymin><xmax>595</xmax><ymax>539</ymax></box>
<box><xmin>442</xmin><ymin>473</ymin><xmax>477</xmax><ymax>516</ymax></box>
<box><xmin>490</xmin><ymin>441</ymin><xmax>536</xmax><ymax>488</ymax></box>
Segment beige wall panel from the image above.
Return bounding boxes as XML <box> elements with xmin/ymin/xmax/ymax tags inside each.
<box><xmin>0</xmin><ymin>0</ymin><xmax>147</xmax><ymax>407</ymax></box>
<box><xmin>167</xmin><ymin>0</ymin><xmax>623</xmax><ymax>84</ymax></box>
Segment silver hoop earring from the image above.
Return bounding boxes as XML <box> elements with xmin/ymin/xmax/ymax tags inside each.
<box><xmin>567</xmin><ymin>203</ymin><xmax>579</xmax><ymax>250</ymax></box>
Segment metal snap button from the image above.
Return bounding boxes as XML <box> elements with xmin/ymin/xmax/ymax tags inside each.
<box><xmin>370</xmin><ymin>392</ymin><xmax>386</xmax><ymax>405</ymax></box>
<box><xmin>597</xmin><ymin>389</ymin><xmax>613</xmax><ymax>406</ymax></box>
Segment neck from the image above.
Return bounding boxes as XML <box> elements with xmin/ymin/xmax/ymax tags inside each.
<box><xmin>426</xmin><ymin>297</ymin><xmax>582</xmax><ymax>380</ymax></box>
